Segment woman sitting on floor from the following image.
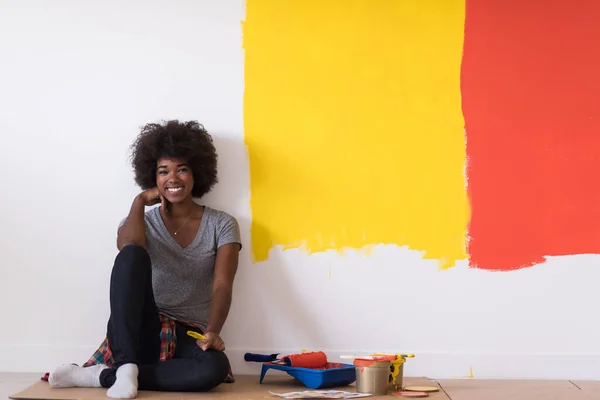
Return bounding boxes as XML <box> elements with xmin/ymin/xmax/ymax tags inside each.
<box><xmin>48</xmin><ymin>120</ymin><xmax>242</xmax><ymax>399</ymax></box>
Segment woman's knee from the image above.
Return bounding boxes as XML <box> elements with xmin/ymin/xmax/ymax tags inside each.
<box><xmin>113</xmin><ymin>244</ymin><xmax>151</xmax><ymax>275</ymax></box>
<box><xmin>191</xmin><ymin>351</ymin><xmax>230</xmax><ymax>391</ymax></box>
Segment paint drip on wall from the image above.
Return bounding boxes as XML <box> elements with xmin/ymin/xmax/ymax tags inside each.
<box><xmin>243</xmin><ymin>0</ymin><xmax>469</xmax><ymax>268</ymax></box>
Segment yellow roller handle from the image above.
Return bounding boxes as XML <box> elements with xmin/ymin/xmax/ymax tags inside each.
<box><xmin>187</xmin><ymin>330</ymin><xmax>207</xmax><ymax>341</ymax></box>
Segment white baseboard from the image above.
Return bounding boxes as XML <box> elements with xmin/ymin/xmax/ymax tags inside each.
<box><xmin>2</xmin><ymin>345</ymin><xmax>599</xmax><ymax>381</ymax></box>
<box><xmin>0</xmin><ymin>344</ymin><xmax>96</xmax><ymax>375</ymax></box>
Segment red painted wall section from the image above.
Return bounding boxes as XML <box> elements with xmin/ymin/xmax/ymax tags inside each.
<box><xmin>462</xmin><ymin>0</ymin><xmax>600</xmax><ymax>271</ymax></box>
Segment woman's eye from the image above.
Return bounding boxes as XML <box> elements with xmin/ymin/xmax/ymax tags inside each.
<box><xmin>178</xmin><ymin>168</ymin><xmax>189</xmax><ymax>173</ymax></box>
<box><xmin>158</xmin><ymin>171</ymin><xmax>168</xmax><ymax>175</ymax></box>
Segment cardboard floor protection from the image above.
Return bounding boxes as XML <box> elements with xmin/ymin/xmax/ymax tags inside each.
<box><xmin>10</xmin><ymin>375</ymin><xmax>444</xmax><ymax>400</ymax></box>
<box><xmin>12</xmin><ymin>375</ymin><xmax>600</xmax><ymax>400</ymax></box>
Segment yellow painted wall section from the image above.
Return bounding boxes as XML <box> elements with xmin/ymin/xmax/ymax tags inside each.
<box><xmin>244</xmin><ymin>0</ymin><xmax>469</xmax><ymax>268</ymax></box>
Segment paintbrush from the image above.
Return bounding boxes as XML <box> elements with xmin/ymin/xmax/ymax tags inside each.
<box><xmin>341</xmin><ymin>353</ymin><xmax>415</xmax><ymax>360</ymax></box>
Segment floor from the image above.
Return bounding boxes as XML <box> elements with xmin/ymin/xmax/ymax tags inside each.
<box><xmin>2</xmin><ymin>373</ymin><xmax>600</xmax><ymax>400</ymax></box>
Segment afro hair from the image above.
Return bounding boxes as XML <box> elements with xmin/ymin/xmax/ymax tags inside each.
<box><xmin>130</xmin><ymin>120</ymin><xmax>218</xmax><ymax>198</ymax></box>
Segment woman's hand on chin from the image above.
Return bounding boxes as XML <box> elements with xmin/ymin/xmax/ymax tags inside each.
<box><xmin>138</xmin><ymin>187</ymin><xmax>166</xmax><ymax>208</ymax></box>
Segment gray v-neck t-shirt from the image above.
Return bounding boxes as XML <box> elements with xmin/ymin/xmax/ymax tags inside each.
<box><xmin>119</xmin><ymin>205</ymin><xmax>242</xmax><ymax>330</ymax></box>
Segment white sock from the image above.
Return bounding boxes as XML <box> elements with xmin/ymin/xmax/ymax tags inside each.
<box><xmin>48</xmin><ymin>364</ymin><xmax>108</xmax><ymax>388</ymax></box>
<box><xmin>107</xmin><ymin>364</ymin><xmax>139</xmax><ymax>399</ymax></box>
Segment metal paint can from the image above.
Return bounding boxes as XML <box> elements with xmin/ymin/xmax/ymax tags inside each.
<box><xmin>354</xmin><ymin>359</ymin><xmax>392</xmax><ymax>396</ymax></box>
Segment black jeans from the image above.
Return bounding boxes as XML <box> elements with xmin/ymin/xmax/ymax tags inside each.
<box><xmin>99</xmin><ymin>244</ymin><xmax>230</xmax><ymax>392</ymax></box>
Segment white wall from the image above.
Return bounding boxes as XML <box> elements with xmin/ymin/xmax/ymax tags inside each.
<box><xmin>1</xmin><ymin>0</ymin><xmax>600</xmax><ymax>380</ymax></box>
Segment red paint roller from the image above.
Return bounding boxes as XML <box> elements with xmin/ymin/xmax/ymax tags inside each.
<box><xmin>244</xmin><ymin>351</ymin><xmax>329</xmax><ymax>368</ymax></box>
<box><xmin>281</xmin><ymin>351</ymin><xmax>328</xmax><ymax>368</ymax></box>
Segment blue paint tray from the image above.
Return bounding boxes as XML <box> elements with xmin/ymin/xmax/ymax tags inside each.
<box><xmin>259</xmin><ymin>362</ymin><xmax>356</xmax><ymax>389</ymax></box>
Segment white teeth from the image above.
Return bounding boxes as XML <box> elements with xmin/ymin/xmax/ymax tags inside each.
<box><xmin>167</xmin><ymin>187</ymin><xmax>182</xmax><ymax>192</ymax></box>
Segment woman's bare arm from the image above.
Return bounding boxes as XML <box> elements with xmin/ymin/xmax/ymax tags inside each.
<box><xmin>205</xmin><ymin>242</ymin><xmax>240</xmax><ymax>335</ymax></box>
<box><xmin>117</xmin><ymin>188</ymin><xmax>160</xmax><ymax>250</ymax></box>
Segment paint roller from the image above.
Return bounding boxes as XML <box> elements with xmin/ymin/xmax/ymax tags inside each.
<box><xmin>244</xmin><ymin>351</ymin><xmax>328</xmax><ymax>368</ymax></box>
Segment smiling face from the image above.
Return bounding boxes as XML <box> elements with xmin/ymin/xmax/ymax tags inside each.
<box><xmin>156</xmin><ymin>157</ymin><xmax>195</xmax><ymax>203</ymax></box>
